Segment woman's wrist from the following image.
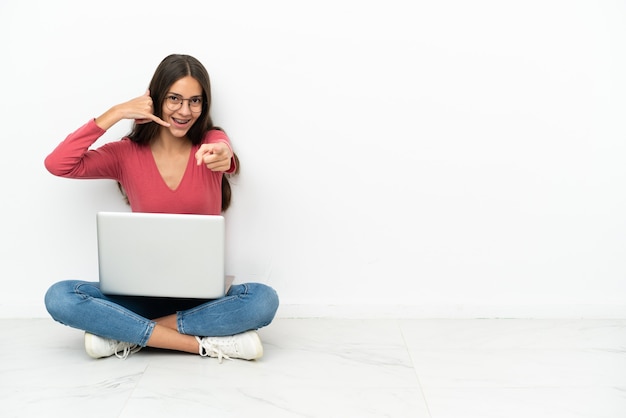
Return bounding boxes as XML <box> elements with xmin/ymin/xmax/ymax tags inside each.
<box><xmin>94</xmin><ymin>106</ymin><xmax>123</xmax><ymax>131</ymax></box>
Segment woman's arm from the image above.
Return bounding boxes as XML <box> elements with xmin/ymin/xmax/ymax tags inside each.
<box><xmin>44</xmin><ymin>119</ymin><xmax>111</xmax><ymax>177</ymax></box>
<box><xmin>44</xmin><ymin>91</ymin><xmax>169</xmax><ymax>178</ymax></box>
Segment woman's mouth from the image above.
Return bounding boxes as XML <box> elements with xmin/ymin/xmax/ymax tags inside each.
<box><xmin>172</xmin><ymin>118</ymin><xmax>191</xmax><ymax>127</ymax></box>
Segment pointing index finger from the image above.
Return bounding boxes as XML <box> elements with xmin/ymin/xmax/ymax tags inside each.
<box><xmin>195</xmin><ymin>147</ymin><xmax>209</xmax><ymax>165</ymax></box>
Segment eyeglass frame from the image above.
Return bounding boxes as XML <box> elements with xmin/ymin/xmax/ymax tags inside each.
<box><xmin>164</xmin><ymin>93</ymin><xmax>204</xmax><ymax>113</ymax></box>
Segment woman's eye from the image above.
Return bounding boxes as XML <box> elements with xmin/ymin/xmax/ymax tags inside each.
<box><xmin>191</xmin><ymin>98</ymin><xmax>202</xmax><ymax>104</ymax></box>
<box><xmin>168</xmin><ymin>96</ymin><xmax>181</xmax><ymax>103</ymax></box>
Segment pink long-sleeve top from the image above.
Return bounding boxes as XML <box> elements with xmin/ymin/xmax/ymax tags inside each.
<box><xmin>45</xmin><ymin>119</ymin><xmax>236</xmax><ymax>215</ymax></box>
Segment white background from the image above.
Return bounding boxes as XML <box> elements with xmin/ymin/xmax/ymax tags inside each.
<box><xmin>1</xmin><ymin>0</ymin><xmax>625</xmax><ymax>318</ymax></box>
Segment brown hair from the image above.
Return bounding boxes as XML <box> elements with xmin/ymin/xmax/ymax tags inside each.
<box><xmin>123</xmin><ymin>54</ymin><xmax>239</xmax><ymax>211</ymax></box>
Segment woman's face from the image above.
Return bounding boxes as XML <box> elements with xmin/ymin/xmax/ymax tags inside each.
<box><xmin>160</xmin><ymin>76</ymin><xmax>203</xmax><ymax>138</ymax></box>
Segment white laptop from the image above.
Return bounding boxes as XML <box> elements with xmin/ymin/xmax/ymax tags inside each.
<box><xmin>97</xmin><ymin>212</ymin><xmax>233</xmax><ymax>299</ymax></box>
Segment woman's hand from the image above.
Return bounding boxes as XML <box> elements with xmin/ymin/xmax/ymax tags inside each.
<box><xmin>95</xmin><ymin>90</ymin><xmax>170</xmax><ymax>130</ymax></box>
<box><xmin>195</xmin><ymin>142</ymin><xmax>233</xmax><ymax>172</ymax></box>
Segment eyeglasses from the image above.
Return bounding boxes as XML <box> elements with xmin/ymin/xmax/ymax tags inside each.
<box><xmin>165</xmin><ymin>94</ymin><xmax>204</xmax><ymax>113</ymax></box>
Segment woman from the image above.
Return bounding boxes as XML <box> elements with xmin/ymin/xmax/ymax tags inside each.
<box><xmin>44</xmin><ymin>54</ymin><xmax>279</xmax><ymax>361</ymax></box>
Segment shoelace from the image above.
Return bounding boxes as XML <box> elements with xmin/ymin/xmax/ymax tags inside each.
<box><xmin>196</xmin><ymin>337</ymin><xmax>234</xmax><ymax>363</ymax></box>
<box><xmin>114</xmin><ymin>343</ymin><xmax>141</xmax><ymax>359</ymax></box>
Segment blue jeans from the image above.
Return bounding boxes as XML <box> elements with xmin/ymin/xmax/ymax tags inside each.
<box><xmin>44</xmin><ymin>281</ymin><xmax>279</xmax><ymax>347</ymax></box>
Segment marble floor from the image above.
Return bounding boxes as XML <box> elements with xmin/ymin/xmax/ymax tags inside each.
<box><xmin>0</xmin><ymin>318</ymin><xmax>625</xmax><ymax>418</ymax></box>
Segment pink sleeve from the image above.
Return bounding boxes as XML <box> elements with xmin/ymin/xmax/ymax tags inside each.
<box><xmin>44</xmin><ymin>119</ymin><xmax>122</xmax><ymax>179</ymax></box>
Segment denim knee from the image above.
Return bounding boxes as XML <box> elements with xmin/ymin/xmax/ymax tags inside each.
<box><xmin>44</xmin><ymin>280</ymin><xmax>75</xmax><ymax>324</ymax></box>
<box><xmin>250</xmin><ymin>283</ymin><xmax>279</xmax><ymax>327</ymax></box>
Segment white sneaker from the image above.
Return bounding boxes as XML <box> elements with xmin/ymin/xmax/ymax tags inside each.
<box><xmin>195</xmin><ymin>330</ymin><xmax>263</xmax><ymax>363</ymax></box>
<box><xmin>84</xmin><ymin>332</ymin><xmax>141</xmax><ymax>359</ymax></box>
